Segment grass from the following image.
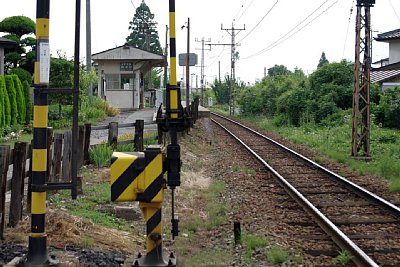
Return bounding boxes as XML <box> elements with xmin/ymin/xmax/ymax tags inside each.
<box><xmin>49</xmin><ymin>182</ymin><xmax>130</xmax><ymax>231</ymax></box>
<box><xmin>204</xmin><ymin>181</ymin><xmax>229</xmax><ymax>230</ymax></box>
<box><xmin>332</xmin><ymin>250</ymin><xmax>353</xmax><ymax>265</ymax></box>
<box><xmin>266</xmin><ymin>245</ymin><xmax>289</xmax><ymax>264</ymax></box>
<box><xmin>242</xmin><ymin>234</ymin><xmax>269</xmax><ymax>263</ymax></box>
<box><xmin>239</xmin><ymin>114</ymin><xmax>400</xmax><ymax>192</ymax></box>
<box><xmin>89</xmin><ymin>143</ymin><xmax>113</xmax><ymax>167</ymax></box>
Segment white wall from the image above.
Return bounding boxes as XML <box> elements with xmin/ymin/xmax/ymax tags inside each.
<box><xmin>389</xmin><ymin>40</ymin><xmax>400</xmax><ymax>64</ymax></box>
<box><xmin>106</xmin><ymin>90</ymin><xmax>133</xmax><ymax>110</ymax></box>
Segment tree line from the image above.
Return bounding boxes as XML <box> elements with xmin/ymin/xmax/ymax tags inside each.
<box><xmin>212</xmin><ymin>60</ymin><xmax>400</xmax><ymax>130</ymax></box>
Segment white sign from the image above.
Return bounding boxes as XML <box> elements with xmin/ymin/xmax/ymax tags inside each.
<box><xmin>39</xmin><ymin>42</ymin><xmax>50</xmax><ymax>84</ymax></box>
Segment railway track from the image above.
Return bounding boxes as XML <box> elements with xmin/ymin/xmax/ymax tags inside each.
<box><xmin>211</xmin><ymin>112</ymin><xmax>400</xmax><ymax>267</ymax></box>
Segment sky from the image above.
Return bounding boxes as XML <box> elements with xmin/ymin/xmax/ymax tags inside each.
<box><xmin>1</xmin><ymin>0</ymin><xmax>400</xmax><ymax>85</ymax></box>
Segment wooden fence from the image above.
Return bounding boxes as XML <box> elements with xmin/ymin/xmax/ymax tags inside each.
<box><xmin>0</xmin><ymin>99</ymin><xmax>200</xmax><ymax>239</ymax></box>
<box><xmin>0</xmin><ymin>120</ymin><xmax>146</xmax><ymax>239</ymax></box>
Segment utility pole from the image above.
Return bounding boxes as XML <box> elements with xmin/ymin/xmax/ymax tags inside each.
<box><xmin>219</xmin><ymin>60</ymin><xmax>221</xmax><ymax>82</ymax></box>
<box><xmin>138</xmin><ymin>22</ymin><xmax>154</xmax><ymax>108</ymax></box>
<box><xmin>164</xmin><ymin>25</ymin><xmax>169</xmax><ymax>105</ymax></box>
<box><xmin>182</xmin><ymin>17</ymin><xmax>190</xmax><ymax>108</ymax></box>
<box><xmin>351</xmin><ymin>0</ymin><xmax>375</xmax><ymax>159</ymax></box>
<box><xmin>86</xmin><ymin>0</ymin><xmax>92</xmax><ymax>102</ymax></box>
<box><xmin>208</xmin><ymin>23</ymin><xmax>245</xmax><ymax>115</ymax></box>
<box><xmin>195</xmin><ymin>37</ymin><xmax>211</xmax><ymax>105</ymax></box>
<box><xmin>221</xmin><ymin>22</ymin><xmax>245</xmax><ymax>115</ymax></box>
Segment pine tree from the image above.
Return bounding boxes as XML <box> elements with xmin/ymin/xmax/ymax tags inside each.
<box><xmin>126</xmin><ymin>1</ymin><xmax>162</xmax><ymax>54</ymax></box>
<box><xmin>22</xmin><ymin>80</ymin><xmax>32</xmax><ymax>124</ymax></box>
<box><xmin>5</xmin><ymin>75</ymin><xmax>18</xmax><ymax>125</ymax></box>
<box><xmin>12</xmin><ymin>75</ymin><xmax>26</xmax><ymax>124</ymax></box>
<box><xmin>318</xmin><ymin>52</ymin><xmax>329</xmax><ymax>68</ymax></box>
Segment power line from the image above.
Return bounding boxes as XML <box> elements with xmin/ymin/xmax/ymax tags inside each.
<box><xmin>238</xmin><ymin>0</ymin><xmax>279</xmax><ymax>43</ymax></box>
<box><xmin>242</xmin><ymin>0</ymin><xmax>337</xmax><ymax>60</ymax></box>
<box><xmin>388</xmin><ymin>0</ymin><xmax>400</xmax><ymax>24</ymax></box>
<box><xmin>233</xmin><ymin>0</ymin><xmax>249</xmax><ymax>21</ymax></box>
<box><xmin>342</xmin><ymin>0</ymin><xmax>355</xmax><ymax>59</ymax></box>
<box><xmin>235</xmin><ymin>0</ymin><xmax>258</xmax><ymax>24</ymax></box>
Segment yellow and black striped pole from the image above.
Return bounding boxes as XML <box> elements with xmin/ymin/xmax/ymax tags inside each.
<box><xmin>166</xmin><ymin>0</ymin><xmax>181</xmax><ymax>243</ymax></box>
<box><xmin>26</xmin><ymin>0</ymin><xmax>51</xmax><ymax>264</ymax></box>
<box><xmin>167</xmin><ymin>0</ymin><xmax>180</xmax><ymax>120</ymax></box>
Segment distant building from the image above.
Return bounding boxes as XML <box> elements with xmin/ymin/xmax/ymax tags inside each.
<box><xmin>371</xmin><ymin>29</ymin><xmax>400</xmax><ymax>89</ymax></box>
<box><xmin>92</xmin><ymin>44</ymin><xmax>164</xmax><ymax>110</ymax></box>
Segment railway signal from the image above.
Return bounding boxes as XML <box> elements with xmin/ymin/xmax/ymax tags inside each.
<box><xmin>110</xmin><ymin>0</ymin><xmax>191</xmax><ymax>266</ymax></box>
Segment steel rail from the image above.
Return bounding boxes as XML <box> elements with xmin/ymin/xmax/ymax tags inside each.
<box><xmin>211</xmin><ymin>115</ymin><xmax>380</xmax><ymax>267</ymax></box>
<box><xmin>211</xmin><ymin>112</ymin><xmax>400</xmax><ymax>217</ymax></box>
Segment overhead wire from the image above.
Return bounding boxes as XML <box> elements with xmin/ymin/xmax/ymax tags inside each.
<box><xmin>238</xmin><ymin>0</ymin><xmax>280</xmax><ymax>43</ymax></box>
<box><xmin>207</xmin><ymin>0</ymin><xmax>256</xmax><ymax>72</ymax></box>
<box><xmin>235</xmin><ymin>0</ymin><xmax>257</xmax><ymax>24</ymax></box>
<box><xmin>242</xmin><ymin>0</ymin><xmax>337</xmax><ymax>60</ymax></box>
<box><xmin>388</xmin><ymin>0</ymin><xmax>400</xmax><ymax>24</ymax></box>
<box><xmin>342</xmin><ymin>0</ymin><xmax>355</xmax><ymax>59</ymax></box>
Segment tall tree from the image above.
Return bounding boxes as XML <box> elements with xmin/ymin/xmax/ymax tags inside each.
<box><xmin>267</xmin><ymin>64</ymin><xmax>291</xmax><ymax>77</ymax></box>
<box><xmin>317</xmin><ymin>52</ymin><xmax>329</xmax><ymax>68</ymax></box>
<box><xmin>0</xmin><ymin>16</ymin><xmax>36</xmax><ymax>74</ymax></box>
<box><xmin>126</xmin><ymin>1</ymin><xmax>162</xmax><ymax>54</ymax></box>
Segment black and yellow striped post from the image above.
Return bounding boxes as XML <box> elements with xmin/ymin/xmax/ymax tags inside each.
<box><xmin>26</xmin><ymin>0</ymin><xmax>52</xmax><ymax>265</ymax></box>
<box><xmin>110</xmin><ymin>146</ymin><xmax>175</xmax><ymax>266</ymax></box>
<box><xmin>166</xmin><ymin>0</ymin><xmax>182</xmax><ymax>241</ymax></box>
<box><xmin>167</xmin><ymin>0</ymin><xmax>178</xmax><ymax>119</ymax></box>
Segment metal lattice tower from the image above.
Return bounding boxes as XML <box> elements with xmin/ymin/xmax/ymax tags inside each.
<box><xmin>351</xmin><ymin>0</ymin><xmax>375</xmax><ymax>158</ymax></box>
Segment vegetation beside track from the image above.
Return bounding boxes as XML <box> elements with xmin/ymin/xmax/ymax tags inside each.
<box><xmin>237</xmin><ymin>113</ymin><xmax>400</xmax><ymax>192</ymax></box>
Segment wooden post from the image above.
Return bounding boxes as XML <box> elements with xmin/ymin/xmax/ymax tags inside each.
<box><xmin>26</xmin><ymin>142</ymin><xmax>32</xmax><ymax>213</ymax></box>
<box><xmin>51</xmin><ymin>133</ymin><xmax>63</xmax><ymax>183</ymax></box>
<box><xmin>9</xmin><ymin>142</ymin><xmax>28</xmax><ymax>227</ymax></box>
<box><xmin>0</xmin><ymin>145</ymin><xmax>10</xmax><ymax>239</ymax></box>
<box><xmin>83</xmin><ymin>123</ymin><xmax>91</xmax><ymax>164</ymax></box>
<box><xmin>62</xmin><ymin>131</ymin><xmax>72</xmax><ymax>182</ymax></box>
<box><xmin>234</xmin><ymin>221</ymin><xmax>241</xmax><ymax>245</ymax></box>
<box><xmin>46</xmin><ymin>127</ymin><xmax>53</xmax><ymax>182</ymax></box>
<box><xmin>157</xmin><ymin>124</ymin><xmax>163</xmax><ymax>145</ymax></box>
<box><xmin>108</xmin><ymin>122</ymin><xmax>118</xmax><ymax>149</ymax></box>
<box><xmin>134</xmin><ymin>120</ymin><xmax>144</xmax><ymax>152</ymax></box>
<box><xmin>77</xmin><ymin>125</ymin><xmax>85</xmax><ymax>169</ymax></box>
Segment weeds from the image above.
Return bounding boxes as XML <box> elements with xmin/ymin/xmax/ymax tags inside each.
<box><xmin>333</xmin><ymin>250</ymin><xmax>353</xmax><ymax>265</ymax></box>
<box><xmin>89</xmin><ymin>143</ymin><xmax>113</xmax><ymax>167</ymax></box>
<box><xmin>266</xmin><ymin>245</ymin><xmax>289</xmax><ymax>264</ymax></box>
<box><xmin>239</xmin><ymin>115</ymin><xmax>400</xmax><ymax>192</ymax></box>
<box><xmin>242</xmin><ymin>234</ymin><xmax>269</xmax><ymax>263</ymax></box>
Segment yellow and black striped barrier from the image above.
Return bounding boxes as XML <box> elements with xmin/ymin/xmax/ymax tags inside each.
<box><xmin>111</xmin><ymin>145</ymin><xmax>175</xmax><ymax>266</ymax></box>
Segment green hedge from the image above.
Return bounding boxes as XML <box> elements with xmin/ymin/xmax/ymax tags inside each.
<box><xmin>22</xmin><ymin>80</ymin><xmax>32</xmax><ymax>123</ymax></box>
<box><xmin>0</xmin><ymin>76</ymin><xmax>5</xmax><ymax>127</ymax></box>
<box><xmin>12</xmin><ymin>74</ymin><xmax>26</xmax><ymax>124</ymax></box>
<box><xmin>1</xmin><ymin>76</ymin><xmax>11</xmax><ymax>126</ymax></box>
<box><xmin>5</xmin><ymin>75</ymin><xmax>18</xmax><ymax>125</ymax></box>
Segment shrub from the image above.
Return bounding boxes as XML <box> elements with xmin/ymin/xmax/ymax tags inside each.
<box><xmin>92</xmin><ymin>97</ymin><xmax>120</xmax><ymax>117</ymax></box>
<box><xmin>0</xmin><ymin>76</ymin><xmax>5</xmax><ymax>126</ymax></box>
<box><xmin>12</xmin><ymin>75</ymin><xmax>26</xmax><ymax>124</ymax></box>
<box><xmin>4</xmin><ymin>75</ymin><xmax>17</xmax><ymax>125</ymax></box>
<box><xmin>374</xmin><ymin>86</ymin><xmax>400</xmax><ymax>129</ymax></box>
<box><xmin>22</xmin><ymin>80</ymin><xmax>32</xmax><ymax>123</ymax></box>
<box><xmin>9</xmin><ymin>67</ymin><xmax>32</xmax><ymax>84</ymax></box>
